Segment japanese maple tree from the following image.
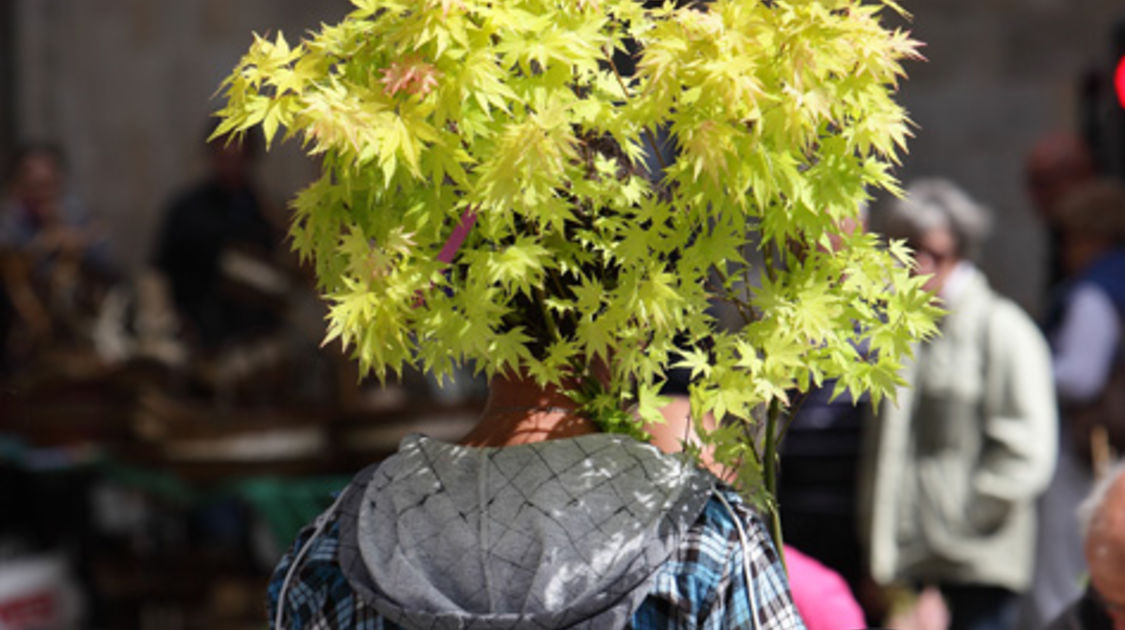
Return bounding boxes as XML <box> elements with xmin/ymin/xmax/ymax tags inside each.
<box><xmin>213</xmin><ymin>0</ymin><xmax>939</xmax><ymax>541</ymax></box>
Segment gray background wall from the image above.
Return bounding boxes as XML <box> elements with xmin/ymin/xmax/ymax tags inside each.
<box><xmin>7</xmin><ymin>0</ymin><xmax>1125</xmax><ymax>318</ymax></box>
<box><xmin>890</xmin><ymin>1</ymin><xmax>1125</xmax><ymax>316</ymax></box>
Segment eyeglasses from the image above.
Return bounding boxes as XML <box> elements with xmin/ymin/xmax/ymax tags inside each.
<box><xmin>906</xmin><ymin>240</ymin><xmax>955</xmax><ymax>266</ymax></box>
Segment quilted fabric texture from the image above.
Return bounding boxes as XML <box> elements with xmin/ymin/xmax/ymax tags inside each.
<box><xmin>271</xmin><ymin>434</ymin><xmax>806</xmax><ymax>629</ymax></box>
<box><xmin>340</xmin><ymin>434</ymin><xmax>713</xmax><ymax>629</ymax></box>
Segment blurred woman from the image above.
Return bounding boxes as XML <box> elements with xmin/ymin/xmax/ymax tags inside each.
<box><xmin>862</xmin><ymin>178</ymin><xmax>1058</xmax><ymax>630</ymax></box>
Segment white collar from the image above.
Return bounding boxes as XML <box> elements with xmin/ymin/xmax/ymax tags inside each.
<box><xmin>939</xmin><ymin>261</ymin><xmax>975</xmax><ymax>304</ymax></box>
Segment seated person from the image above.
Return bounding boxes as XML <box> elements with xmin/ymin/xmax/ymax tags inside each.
<box><xmin>152</xmin><ymin>126</ymin><xmax>281</xmax><ymax>350</ymax></box>
<box><xmin>1</xmin><ymin>143</ymin><xmax>114</xmax><ymax>365</ymax></box>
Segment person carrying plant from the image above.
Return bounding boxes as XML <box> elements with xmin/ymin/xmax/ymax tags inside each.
<box><xmin>212</xmin><ymin>0</ymin><xmax>934</xmax><ymax>628</ymax></box>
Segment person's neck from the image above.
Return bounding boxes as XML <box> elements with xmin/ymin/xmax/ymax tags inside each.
<box><xmin>459</xmin><ymin>373</ymin><xmax>599</xmax><ymax>447</ymax></box>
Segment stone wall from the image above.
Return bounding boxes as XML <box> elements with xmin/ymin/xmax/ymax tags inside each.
<box><xmin>10</xmin><ymin>1</ymin><xmax>1125</xmax><ymax>315</ymax></box>
<box><xmin>890</xmin><ymin>1</ymin><xmax>1125</xmax><ymax>315</ymax></box>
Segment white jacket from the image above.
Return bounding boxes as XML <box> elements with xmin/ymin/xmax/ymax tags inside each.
<box><xmin>860</xmin><ymin>266</ymin><xmax>1058</xmax><ymax>591</ymax></box>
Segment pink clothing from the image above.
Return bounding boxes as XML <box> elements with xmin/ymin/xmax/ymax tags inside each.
<box><xmin>784</xmin><ymin>545</ymin><xmax>867</xmax><ymax>630</ymax></box>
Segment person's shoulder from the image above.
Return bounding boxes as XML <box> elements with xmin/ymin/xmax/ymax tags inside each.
<box><xmin>988</xmin><ymin>295</ymin><xmax>1034</xmax><ymax>325</ymax></box>
<box><xmin>698</xmin><ymin>487</ymin><xmax>761</xmax><ymax>534</ymax></box>
<box><xmin>690</xmin><ymin>490</ymin><xmax>778</xmax><ymax>580</ymax></box>
<box><xmin>983</xmin><ymin>289</ymin><xmax>1047</xmax><ymax>346</ymax></box>
<box><xmin>657</xmin><ymin>487</ymin><xmax>776</xmax><ymax>584</ymax></box>
<box><xmin>642</xmin><ymin>487</ymin><xmax>803</xmax><ymax>629</ymax></box>
<box><xmin>695</xmin><ymin>489</ymin><xmax>806</xmax><ymax>629</ymax></box>
<box><xmin>267</xmin><ymin>520</ymin><xmax>359</xmax><ymax>630</ymax></box>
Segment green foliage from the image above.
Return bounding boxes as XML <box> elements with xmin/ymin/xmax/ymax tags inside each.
<box><xmin>214</xmin><ymin>0</ymin><xmax>939</xmax><ymax>503</ymax></box>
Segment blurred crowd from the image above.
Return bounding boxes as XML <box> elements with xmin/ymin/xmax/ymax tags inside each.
<box><xmin>1</xmin><ymin>122</ymin><xmax>1124</xmax><ymax>628</ymax></box>
<box><xmin>0</xmin><ymin>127</ymin><xmax>486</xmax><ymax>630</ymax></box>
<box><xmin>779</xmin><ymin>132</ymin><xmax>1125</xmax><ymax>630</ymax></box>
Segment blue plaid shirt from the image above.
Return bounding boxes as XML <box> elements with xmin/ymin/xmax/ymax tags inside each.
<box><xmin>268</xmin><ymin>487</ymin><xmax>805</xmax><ymax>629</ymax></box>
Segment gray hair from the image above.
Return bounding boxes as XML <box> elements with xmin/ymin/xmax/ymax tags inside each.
<box><xmin>879</xmin><ymin>178</ymin><xmax>993</xmax><ymax>261</ymax></box>
<box><xmin>1078</xmin><ymin>461</ymin><xmax>1125</xmax><ymax>541</ymax></box>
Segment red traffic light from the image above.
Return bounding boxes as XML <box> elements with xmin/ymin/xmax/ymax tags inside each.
<box><xmin>1117</xmin><ymin>54</ymin><xmax>1125</xmax><ymax>108</ymax></box>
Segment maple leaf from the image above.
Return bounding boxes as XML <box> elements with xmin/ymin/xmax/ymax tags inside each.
<box><xmin>438</xmin><ymin>0</ymin><xmax>465</xmax><ymax>17</ymax></box>
<box><xmin>380</xmin><ymin>56</ymin><xmax>441</xmax><ymax>98</ymax></box>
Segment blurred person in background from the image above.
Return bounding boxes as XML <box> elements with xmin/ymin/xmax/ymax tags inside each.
<box><xmin>0</xmin><ymin>143</ymin><xmax>115</xmax><ymax>372</ymax></box>
<box><xmin>861</xmin><ymin>178</ymin><xmax>1058</xmax><ymax>630</ymax></box>
<box><xmin>0</xmin><ymin>144</ymin><xmax>113</xmax><ymax>273</ymax></box>
<box><xmin>152</xmin><ymin>124</ymin><xmax>282</xmax><ymax>352</ymax></box>
<box><xmin>784</xmin><ymin>544</ymin><xmax>867</xmax><ymax>630</ymax></box>
<box><xmin>1025</xmin><ymin>132</ymin><xmax>1097</xmax><ymax>293</ymax></box>
<box><xmin>1025</xmin><ymin>179</ymin><xmax>1125</xmax><ymax>629</ymax></box>
<box><xmin>1047</xmin><ymin>179</ymin><xmax>1125</xmax><ymax>454</ymax></box>
<box><xmin>1046</xmin><ymin>463</ymin><xmax>1125</xmax><ymax>630</ymax></box>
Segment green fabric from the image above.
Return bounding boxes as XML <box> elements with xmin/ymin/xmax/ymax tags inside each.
<box><xmin>234</xmin><ymin>476</ymin><xmax>349</xmax><ymax>545</ymax></box>
<box><xmin>1</xmin><ymin>433</ymin><xmax>349</xmax><ymax>545</ymax></box>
